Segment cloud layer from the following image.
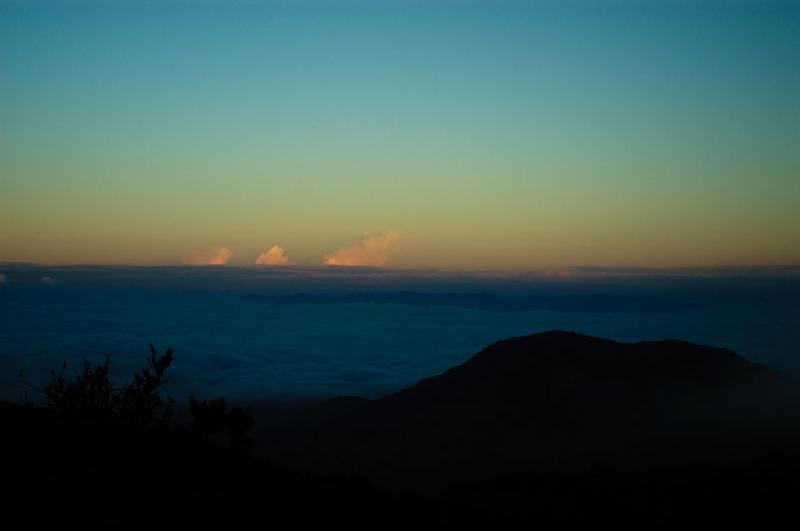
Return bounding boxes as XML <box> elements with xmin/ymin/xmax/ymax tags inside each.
<box><xmin>1</xmin><ymin>264</ymin><xmax>797</xmax><ymax>403</ymax></box>
<box><xmin>255</xmin><ymin>245</ymin><xmax>289</xmax><ymax>265</ymax></box>
<box><xmin>324</xmin><ymin>230</ymin><xmax>403</xmax><ymax>267</ymax></box>
<box><xmin>182</xmin><ymin>247</ymin><xmax>233</xmax><ymax>265</ymax></box>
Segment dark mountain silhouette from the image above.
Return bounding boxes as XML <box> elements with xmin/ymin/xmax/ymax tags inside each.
<box><xmin>257</xmin><ymin>331</ymin><xmax>800</xmax><ymax>529</ymax></box>
<box><xmin>379</xmin><ymin>330</ymin><xmax>781</xmax><ymax>415</ymax></box>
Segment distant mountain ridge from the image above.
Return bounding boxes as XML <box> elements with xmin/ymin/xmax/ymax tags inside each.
<box><xmin>379</xmin><ymin>330</ymin><xmax>779</xmax><ymax>413</ymax></box>
<box><xmin>242</xmin><ymin>292</ymin><xmax>698</xmax><ymax>313</ymax></box>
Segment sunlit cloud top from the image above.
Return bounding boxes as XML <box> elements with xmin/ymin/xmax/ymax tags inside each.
<box><xmin>256</xmin><ymin>245</ymin><xmax>289</xmax><ymax>265</ymax></box>
<box><xmin>324</xmin><ymin>231</ymin><xmax>404</xmax><ymax>267</ymax></box>
<box><xmin>182</xmin><ymin>247</ymin><xmax>234</xmax><ymax>266</ymax></box>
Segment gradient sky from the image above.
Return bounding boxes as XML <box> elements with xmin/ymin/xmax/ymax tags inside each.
<box><xmin>1</xmin><ymin>1</ymin><xmax>798</xmax><ymax>269</ymax></box>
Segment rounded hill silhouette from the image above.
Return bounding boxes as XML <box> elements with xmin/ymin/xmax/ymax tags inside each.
<box><xmin>260</xmin><ymin>331</ymin><xmax>800</xmax><ymax>530</ymax></box>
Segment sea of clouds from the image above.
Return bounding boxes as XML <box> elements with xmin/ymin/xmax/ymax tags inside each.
<box><xmin>1</xmin><ymin>264</ymin><xmax>798</xmax><ymax>402</ymax></box>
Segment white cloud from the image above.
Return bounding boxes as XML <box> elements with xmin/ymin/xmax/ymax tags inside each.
<box><xmin>255</xmin><ymin>245</ymin><xmax>290</xmax><ymax>265</ymax></box>
<box><xmin>40</xmin><ymin>276</ymin><xmax>58</xmax><ymax>285</ymax></box>
<box><xmin>323</xmin><ymin>230</ymin><xmax>403</xmax><ymax>267</ymax></box>
<box><xmin>181</xmin><ymin>247</ymin><xmax>233</xmax><ymax>265</ymax></box>
<box><xmin>0</xmin><ymin>273</ymin><xmax>6</xmax><ymax>284</ymax></box>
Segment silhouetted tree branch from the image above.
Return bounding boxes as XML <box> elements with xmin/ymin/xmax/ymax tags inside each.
<box><xmin>117</xmin><ymin>344</ymin><xmax>176</xmax><ymax>429</ymax></box>
<box><xmin>24</xmin><ymin>345</ymin><xmax>254</xmax><ymax>453</ymax></box>
<box><xmin>26</xmin><ymin>345</ymin><xmax>176</xmax><ymax>429</ymax></box>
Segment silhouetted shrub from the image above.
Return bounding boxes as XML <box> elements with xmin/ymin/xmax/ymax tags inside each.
<box><xmin>28</xmin><ymin>345</ymin><xmax>254</xmax><ymax>453</ymax></box>
<box><xmin>190</xmin><ymin>396</ymin><xmax>229</xmax><ymax>438</ymax></box>
<box><xmin>40</xmin><ymin>353</ymin><xmax>116</xmax><ymax>423</ymax></box>
<box><xmin>226</xmin><ymin>405</ymin><xmax>256</xmax><ymax>456</ymax></box>
<box><xmin>190</xmin><ymin>395</ymin><xmax>255</xmax><ymax>455</ymax></box>
<box><xmin>116</xmin><ymin>344</ymin><xmax>176</xmax><ymax>429</ymax></box>
<box><xmin>33</xmin><ymin>344</ymin><xmax>175</xmax><ymax>429</ymax></box>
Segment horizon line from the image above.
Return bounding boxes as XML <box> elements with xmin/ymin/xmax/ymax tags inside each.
<box><xmin>2</xmin><ymin>261</ymin><xmax>800</xmax><ymax>277</ymax></box>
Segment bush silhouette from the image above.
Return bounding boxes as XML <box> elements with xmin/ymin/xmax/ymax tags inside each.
<box><xmin>35</xmin><ymin>344</ymin><xmax>176</xmax><ymax>429</ymax></box>
<box><xmin>39</xmin><ymin>353</ymin><xmax>116</xmax><ymax>423</ymax></box>
<box><xmin>190</xmin><ymin>395</ymin><xmax>255</xmax><ymax>455</ymax></box>
<box><xmin>28</xmin><ymin>345</ymin><xmax>254</xmax><ymax>453</ymax></box>
<box><xmin>116</xmin><ymin>344</ymin><xmax>176</xmax><ymax>429</ymax></box>
<box><xmin>225</xmin><ymin>405</ymin><xmax>256</xmax><ymax>455</ymax></box>
<box><xmin>190</xmin><ymin>396</ymin><xmax>229</xmax><ymax>438</ymax></box>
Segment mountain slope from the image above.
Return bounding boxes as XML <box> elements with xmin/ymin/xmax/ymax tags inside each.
<box><xmin>377</xmin><ymin>330</ymin><xmax>783</xmax><ymax>426</ymax></box>
<box><xmin>260</xmin><ymin>331</ymin><xmax>800</xmax><ymax>529</ymax></box>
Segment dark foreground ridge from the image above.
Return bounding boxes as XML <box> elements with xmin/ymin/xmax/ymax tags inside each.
<box><xmin>0</xmin><ymin>400</ymin><xmax>427</xmax><ymax>530</ymax></box>
<box><xmin>5</xmin><ymin>331</ymin><xmax>800</xmax><ymax>529</ymax></box>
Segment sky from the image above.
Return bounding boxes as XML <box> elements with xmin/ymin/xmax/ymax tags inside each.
<box><xmin>1</xmin><ymin>0</ymin><xmax>798</xmax><ymax>269</ymax></box>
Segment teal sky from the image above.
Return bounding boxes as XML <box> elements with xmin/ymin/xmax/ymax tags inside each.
<box><xmin>1</xmin><ymin>1</ymin><xmax>798</xmax><ymax>269</ymax></box>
